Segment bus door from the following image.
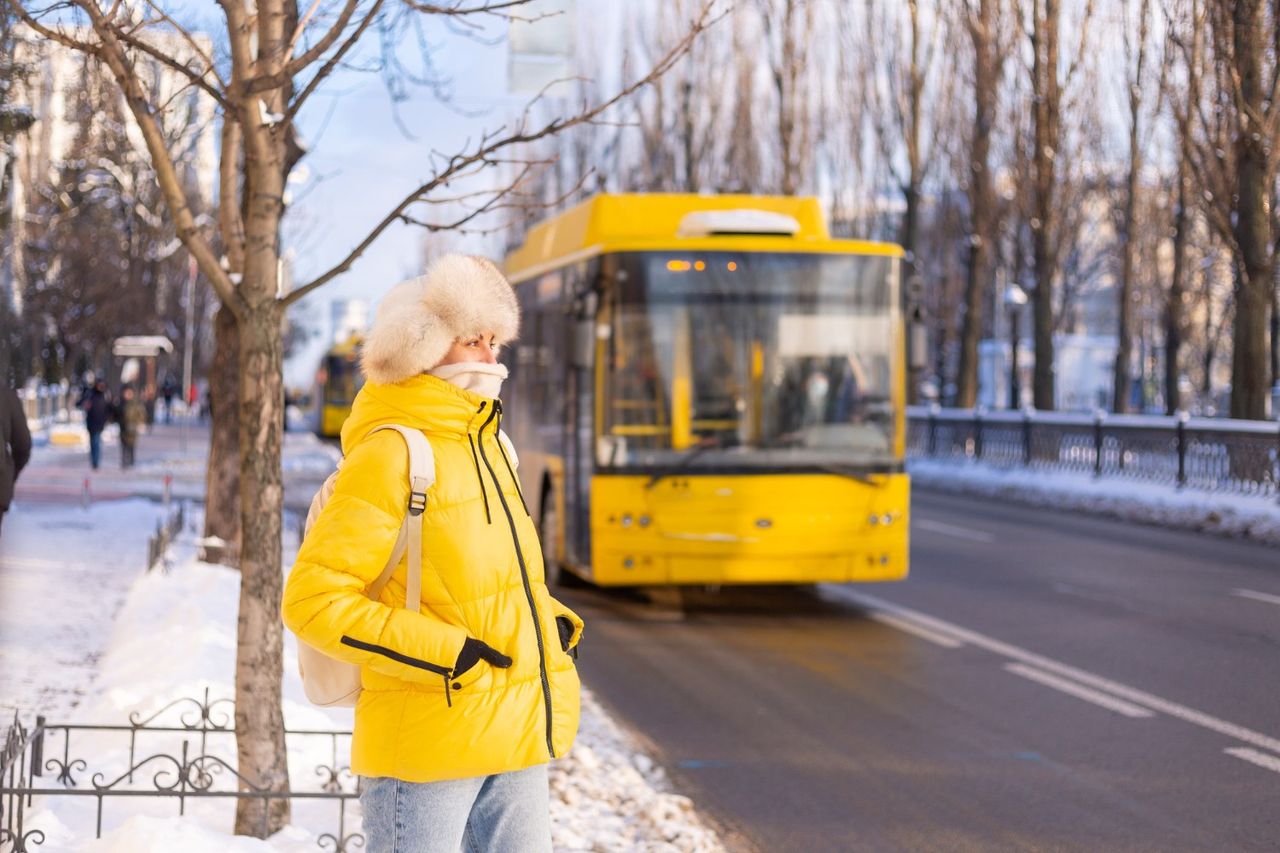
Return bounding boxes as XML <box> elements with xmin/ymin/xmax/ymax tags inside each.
<box><xmin>563</xmin><ymin>268</ymin><xmax>598</xmax><ymax>568</ymax></box>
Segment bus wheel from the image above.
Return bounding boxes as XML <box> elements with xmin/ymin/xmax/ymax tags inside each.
<box><xmin>539</xmin><ymin>486</ymin><xmax>583</xmax><ymax>588</ymax></box>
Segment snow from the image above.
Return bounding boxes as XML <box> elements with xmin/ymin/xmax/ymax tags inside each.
<box><xmin>0</xmin><ymin>498</ymin><xmax>167</xmax><ymax>719</ymax></box>
<box><xmin>909</xmin><ymin>458</ymin><xmax>1280</xmax><ymax>545</ymax></box>
<box><xmin>7</xmin><ymin>499</ymin><xmax>724</xmax><ymax>851</ymax></box>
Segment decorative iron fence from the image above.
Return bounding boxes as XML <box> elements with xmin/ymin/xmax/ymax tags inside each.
<box><xmin>146</xmin><ymin>502</ymin><xmax>186</xmax><ymax>572</ymax></box>
<box><xmin>907</xmin><ymin>406</ymin><xmax>1280</xmax><ymax>497</ymax></box>
<box><xmin>0</xmin><ymin>691</ymin><xmax>361</xmax><ymax>852</ymax></box>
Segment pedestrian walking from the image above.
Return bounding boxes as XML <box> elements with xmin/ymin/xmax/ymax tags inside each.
<box><xmin>1</xmin><ymin>383</ymin><xmax>33</xmax><ymax>538</ymax></box>
<box><xmin>115</xmin><ymin>386</ymin><xmax>146</xmax><ymax>468</ymax></box>
<box><xmin>81</xmin><ymin>379</ymin><xmax>111</xmax><ymax>470</ymax></box>
<box><xmin>161</xmin><ymin>375</ymin><xmax>178</xmax><ymax>424</ymax></box>
<box><xmin>282</xmin><ymin>255</ymin><xmax>584</xmax><ymax>853</ymax></box>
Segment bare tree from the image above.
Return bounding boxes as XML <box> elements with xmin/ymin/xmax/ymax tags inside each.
<box><xmin>9</xmin><ymin>0</ymin><xmax>717</xmax><ymax>836</ymax></box>
<box><xmin>759</xmin><ymin>0</ymin><xmax>816</xmax><ymax>195</ymax></box>
<box><xmin>861</xmin><ymin>0</ymin><xmax>943</xmax><ymax>403</ymax></box>
<box><xmin>954</xmin><ymin>0</ymin><xmax>1009</xmax><ymax>407</ymax></box>
<box><xmin>1207</xmin><ymin>0</ymin><xmax>1275</xmax><ymax>418</ymax></box>
<box><xmin>1161</xmin><ymin>0</ymin><xmax>1204</xmax><ymax>414</ymax></box>
<box><xmin>1111</xmin><ymin>0</ymin><xmax>1161</xmax><ymax>412</ymax></box>
<box><xmin>1026</xmin><ymin>0</ymin><xmax>1094</xmax><ymax>410</ymax></box>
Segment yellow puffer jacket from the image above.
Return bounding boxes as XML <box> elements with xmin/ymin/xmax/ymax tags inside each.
<box><xmin>282</xmin><ymin>375</ymin><xmax>583</xmax><ymax>783</ymax></box>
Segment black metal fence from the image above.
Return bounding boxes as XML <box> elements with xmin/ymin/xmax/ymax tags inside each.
<box><xmin>146</xmin><ymin>502</ymin><xmax>186</xmax><ymax>572</ymax></box>
<box><xmin>0</xmin><ymin>691</ymin><xmax>361</xmax><ymax>852</ymax></box>
<box><xmin>907</xmin><ymin>406</ymin><xmax>1280</xmax><ymax>497</ymax></box>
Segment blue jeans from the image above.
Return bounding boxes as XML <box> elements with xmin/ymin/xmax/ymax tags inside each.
<box><xmin>359</xmin><ymin>765</ymin><xmax>551</xmax><ymax>853</ymax></box>
<box><xmin>88</xmin><ymin>430</ymin><xmax>102</xmax><ymax>469</ymax></box>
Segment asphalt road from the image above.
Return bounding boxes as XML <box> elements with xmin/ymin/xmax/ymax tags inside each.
<box><xmin>561</xmin><ymin>489</ymin><xmax>1280</xmax><ymax>852</ymax></box>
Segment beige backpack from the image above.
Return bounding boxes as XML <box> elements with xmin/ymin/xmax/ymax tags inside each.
<box><xmin>296</xmin><ymin>425</ymin><xmax>434</xmax><ymax>707</ymax></box>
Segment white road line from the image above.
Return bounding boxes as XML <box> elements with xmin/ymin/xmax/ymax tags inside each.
<box><xmin>826</xmin><ymin>586</ymin><xmax>1280</xmax><ymax>756</ymax></box>
<box><xmin>914</xmin><ymin>519</ymin><xmax>996</xmax><ymax>543</ymax></box>
<box><xmin>871</xmin><ymin>612</ymin><xmax>965</xmax><ymax>648</ymax></box>
<box><xmin>1004</xmin><ymin>663</ymin><xmax>1154</xmax><ymax>718</ymax></box>
<box><xmin>1225</xmin><ymin>747</ymin><xmax>1280</xmax><ymax>775</ymax></box>
<box><xmin>1231</xmin><ymin>588</ymin><xmax>1280</xmax><ymax>607</ymax></box>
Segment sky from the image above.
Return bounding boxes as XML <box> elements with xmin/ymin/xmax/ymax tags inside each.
<box><xmin>281</xmin><ymin>1</ymin><xmax>597</xmax><ymax>387</ymax></box>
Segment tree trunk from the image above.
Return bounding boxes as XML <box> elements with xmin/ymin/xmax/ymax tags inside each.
<box><xmin>233</xmin><ymin>303</ymin><xmax>290</xmax><ymax>835</ymax></box>
<box><xmin>1230</xmin><ymin>0</ymin><xmax>1273</xmax><ymax>420</ymax></box>
<box><xmin>1165</xmin><ymin>157</ymin><xmax>1189</xmax><ymax>414</ymax></box>
<box><xmin>1114</xmin><ymin>2</ymin><xmax>1149</xmax><ymax>414</ymax></box>
<box><xmin>202</xmin><ymin>304</ymin><xmax>240</xmax><ymax>565</ymax></box>
<box><xmin>1030</xmin><ymin>0</ymin><xmax>1061</xmax><ymax>411</ymax></box>
<box><xmin>233</xmin><ymin>72</ymin><xmax>291</xmax><ymax>833</ymax></box>
<box><xmin>1113</xmin><ymin>158</ymin><xmax>1138</xmax><ymax>412</ymax></box>
<box><xmin>902</xmin><ymin>0</ymin><xmax>924</xmax><ymax>405</ymax></box>
<box><xmin>955</xmin><ymin>0</ymin><xmax>998</xmax><ymax>409</ymax></box>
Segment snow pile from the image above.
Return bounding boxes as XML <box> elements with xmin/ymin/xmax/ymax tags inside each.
<box><xmin>18</xmin><ymin>528</ymin><xmax>723</xmax><ymax>851</ymax></box>
<box><xmin>550</xmin><ymin>692</ymin><xmax>723</xmax><ymax>852</ymax></box>
<box><xmin>910</xmin><ymin>458</ymin><xmax>1280</xmax><ymax>545</ymax></box>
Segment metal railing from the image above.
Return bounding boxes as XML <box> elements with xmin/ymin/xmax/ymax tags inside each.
<box><xmin>907</xmin><ymin>406</ymin><xmax>1280</xmax><ymax>497</ymax></box>
<box><xmin>0</xmin><ymin>690</ymin><xmax>361</xmax><ymax>852</ymax></box>
<box><xmin>17</xmin><ymin>385</ymin><xmax>77</xmax><ymax>427</ymax></box>
<box><xmin>146</xmin><ymin>502</ymin><xmax>186</xmax><ymax>572</ymax></box>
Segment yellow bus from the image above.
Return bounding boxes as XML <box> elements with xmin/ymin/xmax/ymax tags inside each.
<box><xmin>502</xmin><ymin>193</ymin><xmax>909</xmax><ymax>587</ymax></box>
<box><xmin>314</xmin><ymin>334</ymin><xmax>363</xmax><ymax>439</ymax></box>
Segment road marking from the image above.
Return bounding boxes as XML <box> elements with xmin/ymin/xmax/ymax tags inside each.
<box><xmin>1004</xmin><ymin>663</ymin><xmax>1154</xmax><ymax>718</ymax></box>
<box><xmin>826</xmin><ymin>586</ymin><xmax>1280</xmax><ymax>756</ymax></box>
<box><xmin>1231</xmin><ymin>588</ymin><xmax>1280</xmax><ymax>607</ymax></box>
<box><xmin>914</xmin><ymin>519</ymin><xmax>995</xmax><ymax>543</ymax></box>
<box><xmin>870</xmin><ymin>612</ymin><xmax>964</xmax><ymax>648</ymax></box>
<box><xmin>1224</xmin><ymin>748</ymin><xmax>1280</xmax><ymax>775</ymax></box>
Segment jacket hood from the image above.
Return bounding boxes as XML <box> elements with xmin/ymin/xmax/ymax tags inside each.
<box><xmin>361</xmin><ymin>254</ymin><xmax>520</xmax><ymax>385</ymax></box>
<box><xmin>340</xmin><ymin>375</ymin><xmax>492</xmax><ymax>454</ymax></box>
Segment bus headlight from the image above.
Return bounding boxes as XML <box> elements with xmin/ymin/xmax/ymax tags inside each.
<box><xmin>621</xmin><ymin>514</ymin><xmax>633</xmax><ymax>528</ymax></box>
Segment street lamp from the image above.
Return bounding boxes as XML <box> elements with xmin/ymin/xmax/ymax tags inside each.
<box><xmin>1004</xmin><ymin>284</ymin><xmax>1028</xmax><ymax>410</ymax></box>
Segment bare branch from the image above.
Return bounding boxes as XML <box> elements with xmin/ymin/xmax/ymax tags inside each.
<box><xmin>284</xmin><ymin>0</ymin><xmax>386</xmax><ymax>122</ymax></box>
<box><xmin>284</xmin><ymin>0</ymin><xmax>722</xmax><ymax>306</ymax></box>
<box><xmin>67</xmin><ymin>0</ymin><xmax>239</xmax><ymax>308</ymax></box>
<box><xmin>108</xmin><ymin>23</ymin><xmax>233</xmax><ymax>110</ymax></box>
<box><xmin>2</xmin><ymin>2</ymin><xmax>100</xmax><ymax>53</ymax></box>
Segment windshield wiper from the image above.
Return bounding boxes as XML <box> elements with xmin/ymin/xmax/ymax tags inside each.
<box><xmin>645</xmin><ymin>436</ymin><xmax>728</xmax><ymax>489</ymax></box>
<box><xmin>812</xmin><ymin>464</ymin><xmax>880</xmax><ymax>486</ymax></box>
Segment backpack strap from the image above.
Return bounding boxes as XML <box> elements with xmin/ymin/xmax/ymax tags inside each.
<box><xmin>366</xmin><ymin>425</ymin><xmax>436</xmax><ymax>613</ymax></box>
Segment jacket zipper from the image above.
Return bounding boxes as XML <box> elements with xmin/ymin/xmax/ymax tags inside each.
<box><xmin>339</xmin><ymin>635</ymin><xmax>455</xmax><ymax>706</ymax></box>
<box><xmin>475</xmin><ymin>400</ymin><xmax>557</xmax><ymax>758</ymax></box>
<box><xmin>468</xmin><ymin>404</ymin><xmax>493</xmax><ymax>524</ymax></box>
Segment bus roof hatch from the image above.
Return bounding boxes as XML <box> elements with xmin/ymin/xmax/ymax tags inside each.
<box><xmin>675</xmin><ymin>209</ymin><xmax>802</xmax><ymax>238</ymax></box>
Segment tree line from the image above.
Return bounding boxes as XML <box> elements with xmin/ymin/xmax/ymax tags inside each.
<box><xmin>532</xmin><ymin>0</ymin><xmax>1278</xmax><ymax>420</ymax></box>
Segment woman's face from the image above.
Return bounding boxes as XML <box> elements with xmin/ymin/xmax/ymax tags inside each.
<box><xmin>437</xmin><ymin>332</ymin><xmax>500</xmax><ymax>366</ymax></box>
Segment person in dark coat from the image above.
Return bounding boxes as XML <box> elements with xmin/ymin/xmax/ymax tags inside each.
<box><xmin>82</xmin><ymin>379</ymin><xmax>111</xmax><ymax>470</ymax></box>
<box><xmin>115</xmin><ymin>386</ymin><xmax>146</xmax><ymax>468</ymax></box>
<box><xmin>1</xmin><ymin>383</ymin><xmax>33</xmax><ymax>537</ymax></box>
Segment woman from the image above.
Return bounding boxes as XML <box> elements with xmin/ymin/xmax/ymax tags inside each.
<box><xmin>282</xmin><ymin>254</ymin><xmax>584</xmax><ymax>853</ymax></box>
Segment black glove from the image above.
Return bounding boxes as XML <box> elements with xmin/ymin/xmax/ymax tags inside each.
<box><xmin>454</xmin><ymin>637</ymin><xmax>513</xmax><ymax>677</ymax></box>
<box><xmin>556</xmin><ymin>616</ymin><xmax>576</xmax><ymax>654</ymax></box>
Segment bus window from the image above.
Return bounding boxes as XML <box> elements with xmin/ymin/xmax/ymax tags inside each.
<box><xmin>325</xmin><ymin>355</ymin><xmax>361</xmax><ymax>405</ymax></box>
<box><xmin>600</xmin><ymin>251</ymin><xmax>897</xmax><ymax>471</ymax></box>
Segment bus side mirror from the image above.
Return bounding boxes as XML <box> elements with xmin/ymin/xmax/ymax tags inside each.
<box><xmin>908</xmin><ymin>321</ymin><xmax>928</xmax><ymax>371</ymax></box>
<box><xmin>571</xmin><ymin>319</ymin><xmax>595</xmax><ymax>369</ymax></box>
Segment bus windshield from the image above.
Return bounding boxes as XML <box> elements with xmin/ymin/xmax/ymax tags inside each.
<box><xmin>599</xmin><ymin>251</ymin><xmax>899</xmax><ymax>471</ymax></box>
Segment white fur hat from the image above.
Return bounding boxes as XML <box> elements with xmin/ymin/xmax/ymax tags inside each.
<box><xmin>361</xmin><ymin>254</ymin><xmax>519</xmax><ymax>384</ymax></box>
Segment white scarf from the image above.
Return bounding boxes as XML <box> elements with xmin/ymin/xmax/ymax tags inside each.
<box><xmin>428</xmin><ymin>361</ymin><xmax>508</xmax><ymax>400</ymax></box>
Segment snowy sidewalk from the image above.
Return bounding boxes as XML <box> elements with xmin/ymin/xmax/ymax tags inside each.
<box><xmin>909</xmin><ymin>458</ymin><xmax>1280</xmax><ymax>546</ymax></box>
